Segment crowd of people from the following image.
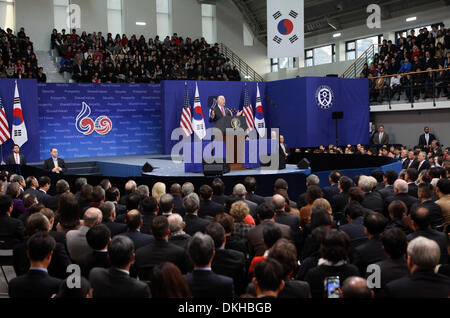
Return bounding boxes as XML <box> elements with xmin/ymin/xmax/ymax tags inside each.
<box><xmin>0</xmin><ymin>160</ymin><xmax>449</xmax><ymax>298</ymax></box>
<box><xmin>51</xmin><ymin>29</ymin><xmax>242</xmax><ymax>84</ymax></box>
<box><xmin>0</xmin><ymin>27</ymin><xmax>47</xmax><ymax>82</ymax></box>
<box><xmin>359</xmin><ymin>24</ymin><xmax>450</xmax><ymax>103</ymax></box>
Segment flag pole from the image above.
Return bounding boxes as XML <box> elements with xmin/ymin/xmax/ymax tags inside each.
<box><xmin>0</xmin><ymin>144</ymin><xmax>4</xmax><ymax>165</ymax></box>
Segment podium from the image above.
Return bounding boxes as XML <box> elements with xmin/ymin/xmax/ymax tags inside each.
<box><xmin>213</xmin><ymin>115</ymin><xmax>247</xmax><ymax>171</ymax></box>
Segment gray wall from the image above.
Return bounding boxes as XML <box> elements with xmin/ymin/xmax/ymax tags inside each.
<box><xmin>15</xmin><ymin>0</ymin><xmax>54</xmax><ymax>51</ymax></box>
<box><xmin>122</xmin><ymin>0</ymin><xmax>157</xmax><ymax>38</ymax></box>
<box><xmin>71</xmin><ymin>0</ymin><xmax>108</xmax><ymax>34</ymax></box>
<box><xmin>371</xmin><ymin>109</ymin><xmax>450</xmax><ymax>148</ymax></box>
<box><xmin>172</xmin><ymin>0</ymin><xmax>202</xmax><ymax>40</ymax></box>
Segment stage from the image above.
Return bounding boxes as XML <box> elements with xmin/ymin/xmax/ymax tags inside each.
<box><xmin>28</xmin><ymin>154</ymin><xmax>311</xmax><ymax>198</ymax></box>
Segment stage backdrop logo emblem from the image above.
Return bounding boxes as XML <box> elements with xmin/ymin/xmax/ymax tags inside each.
<box><xmin>315</xmin><ymin>85</ymin><xmax>334</xmax><ymax>110</ymax></box>
<box><xmin>76</xmin><ymin>102</ymin><xmax>112</xmax><ymax>135</ymax></box>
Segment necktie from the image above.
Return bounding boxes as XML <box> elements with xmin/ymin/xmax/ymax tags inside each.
<box><xmin>15</xmin><ymin>154</ymin><xmax>19</xmax><ymax>165</ymax></box>
<box><xmin>379</xmin><ymin>133</ymin><xmax>383</xmax><ymax>143</ymax></box>
<box><xmin>408</xmin><ymin>160</ymin><xmax>413</xmax><ymax>168</ymax></box>
<box><xmin>220</xmin><ymin>106</ymin><xmax>225</xmax><ymax>116</ymax></box>
<box><xmin>54</xmin><ymin>159</ymin><xmax>60</xmax><ymax>174</ymax></box>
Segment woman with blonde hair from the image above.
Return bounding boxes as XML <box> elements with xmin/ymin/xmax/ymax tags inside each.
<box><xmin>311</xmin><ymin>198</ymin><xmax>333</xmax><ymax>220</ymax></box>
<box><xmin>229</xmin><ymin>200</ymin><xmax>254</xmax><ymax>240</ymax></box>
<box><xmin>152</xmin><ymin>182</ymin><xmax>166</xmax><ymax>204</ymax></box>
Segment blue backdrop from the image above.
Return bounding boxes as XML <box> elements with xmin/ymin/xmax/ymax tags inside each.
<box><xmin>0</xmin><ymin>79</ymin><xmax>40</xmax><ymax>162</ymax></box>
<box><xmin>38</xmin><ymin>83</ymin><xmax>162</xmax><ymax>160</ymax></box>
<box><xmin>265</xmin><ymin>77</ymin><xmax>370</xmax><ymax>147</ymax></box>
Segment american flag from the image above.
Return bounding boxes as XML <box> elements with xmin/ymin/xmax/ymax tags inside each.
<box><xmin>242</xmin><ymin>84</ymin><xmax>254</xmax><ymax>132</ymax></box>
<box><xmin>0</xmin><ymin>97</ymin><xmax>10</xmax><ymax>144</ymax></box>
<box><xmin>180</xmin><ymin>82</ymin><xmax>194</xmax><ymax>137</ymax></box>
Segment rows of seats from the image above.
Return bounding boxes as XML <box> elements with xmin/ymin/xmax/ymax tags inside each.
<box><xmin>51</xmin><ymin>29</ymin><xmax>242</xmax><ymax>84</ymax></box>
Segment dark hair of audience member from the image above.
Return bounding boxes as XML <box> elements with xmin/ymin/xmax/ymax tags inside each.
<box><xmin>320</xmin><ymin>229</ymin><xmax>351</xmax><ymax>264</ymax></box>
<box><xmin>382</xmin><ymin>228</ymin><xmax>407</xmax><ymax>259</ymax></box>
<box><xmin>56</xmin><ymin>192</ymin><xmax>81</xmax><ymax>231</ymax></box>
<box><xmin>151</xmin><ymin>262</ymin><xmax>191</xmax><ymax>298</ymax></box>
<box><xmin>151</xmin><ymin>216</ymin><xmax>169</xmax><ymax>240</ymax></box>
<box><xmin>364</xmin><ymin>212</ymin><xmax>388</xmax><ymax>236</ymax></box>
<box><xmin>86</xmin><ymin>224</ymin><xmax>111</xmax><ymax>250</ymax></box>
<box><xmin>310</xmin><ymin>208</ymin><xmax>332</xmax><ymax>229</ymax></box>
<box><xmin>305</xmin><ymin>185</ymin><xmax>322</xmax><ymax>205</ymax></box>
<box><xmin>56</xmin><ymin>276</ymin><xmax>92</xmax><ymax>298</ymax></box>
<box><xmin>253</xmin><ymin>258</ymin><xmax>285</xmax><ymax>292</ymax></box>
<box><xmin>268</xmin><ymin>238</ymin><xmax>297</xmax><ymax>278</ymax></box>
<box><xmin>214</xmin><ymin>212</ymin><xmax>234</xmax><ymax>234</ymax></box>
<box><xmin>262</xmin><ymin>222</ymin><xmax>282</xmax><ymax>249</ymax></box>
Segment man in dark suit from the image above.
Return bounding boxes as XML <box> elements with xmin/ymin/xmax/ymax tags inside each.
<box><xmin>168</xmin><ymin>213</ymin><xmax>191</xmax><ymax>250</ymax></box>
<box><xmin>135</xmin><ymin>216</ymin><xmax>189</xmax><ymax>281</ymax></box>
<box><xmin>402</xmin><ymin>150</ymin><xmax>419</xmax><ymax>170</ymax></box>
<box><xmin>352</xmin><ymin>212</ymin><xmax>388</xmax><ymax>275</ymax></box>
<box><xmin>273</xmin><ymin>194</ymin><xmax>300</xmax><ymax>238</ymax></box>
<box><xmin>81</xmin><ymin>224</ymin><xmax>111</xmax><ymax>278</ymax></box>
<box><xmin>46</xmin><ymin>179</ymin><xmax>70</xmax><ymax>211</ymax></box>
<box><xmin>331</xmin><ymin>176</ymin><xmax>352</xmax><ymax>214</ymax></box>
<box><xmin>299</xmin><ymin>174</ymin><xmax>321</xmax><ymax>209</ymax></box>
<box><xmin>339</xmin><ymin>202</ymin><xmax>368</xmax><ymax>249</ymax></box>
<box><xmin>106</xmin><ymin>187</ymin><xmax>126</xmax><ymax>216</ymax></box>
<box><xmin>278</xmin><ymin>134</ymin><xmax>290</xmax><ymax>169</ymax></box>
<box><xmin>100</xmin><ymin>201</ymin><xmax>127</xmax><ymax>237</ymax></box>
<box><xmin>208</xmin><ymin>95</ymin><xmax>242</xmax><ymax>123</ymax></box>
<box><xmin>416</xmin><ymin>151</ymin><xmax>431</xmax><ymax>173</ymax></box>
<box><xmin>418</xmin><ymin>126</ymin><xmax>436</xmax><ymax>149</ymax></box>
<box><xmin>206</xmin><ymin>222</ymin><xmax>246</xmax><ymax>296</ymax></box>
<box><xmin>0</xmin><ymin>194</ymin><xmax>25</xmax><ymax>249</ymax></box>
<box><xmin>369</xmin><ymin>123</ymin><xmax>377</xmax><ymax>145</ymax></box>
<box><xmin>8</xmin><ymin>233</ymin><xmax>61</xmax><ymax>298</ymax></box>
<box><xmin>384</xmin><ymin>180</ymin><xmax>419</xmax><ymax>215</ymax></box>
<box><xmin>184</xmin><ymin>232</ymin><xmax>235</xmax><ymax>298</ymax></box>
<box><xmin>123</xmin><ymin>210</ymin><xmax>154</xmax><ymax>249</ymax></box>
<box><xmin>43</xmin><ymin>148</ymin><xmax>67</xmax><ymax>174</ymax></box>
<box><xmin>359</xmin><ymin>175</ymin><xmax>384</xmax><ymax>213</ymax></box>
<box><xmin>35</xmin><ymin>176</ymin><xmax>52</xmax><ymax>207</ymax></box>
<box><xmin>378</xmin><ymin>170</ymin><xmax>398</xmax><ymax>200</ymax></box>
<box><xmin>6</xmin><ymin>144</ymin><xmax>26</xmax><ymax>165</ymax></box>
<box><xmin>23</xmin><ymin>176</ymin><xmax>39</xmax><ymax>197</ymax></box>
<box><xmin>244</xmin><ymin>176</ymin><xmax>265</xmax><ymax>206</ymax></box>
<box><xmin>373</xmin><ymin>125</ymin><xmax>389</xmax><ymax>145</ymax></box>
<box><xmin>322</xmin><ymin>170</ymin><xmax>342</xmax><ymax>202</ymax></box>
<box><xmin>89</xmin><ymin>236</ymin><xmax>150</xmax><ymax>298</ymax></box>
<box><xmin>169</xmin><ymin>183</ymin><xmax>184</xmax><ymax>215</ymax></box>
<box><xmin>211</xmin><ymin>178</ymin><xmax>229</xmax><ymax>207</ymax></box>
<box><xmin>247</xmin><ymin>203</ymin><xmax>291</xmax><ymax>258</ymax></box>
<box><xmin>183</xmin><ymin>193</ymin><xmax>210</xmax><ymax>236</ymax></box>
<box><xmin>384</xmin><ymin>236</ymin><xmax>450</xmax><ymax>297</ymax></box>
<box><xmin>252</xmin><ymin>258</ymin><xmax>286</xmax><ymax>298</ymax></box>
<box><xmin>374</xmin><ymin>228</ymin><xmax>409</xmax><ymax>295</ymax></box>
<box><xmin>407</xmin><ymin>206</ymin><xmax>448</xmax><ymax>264</ymax></box>
<box><xmin>411</xmin><ymin>183</ymin><xmax>444</xmax><ymax>227</ymax></box>
<box><xmin>198</xmin><ymin>185</ymin><xmax>223</xmax><ymax>219</ymax></box>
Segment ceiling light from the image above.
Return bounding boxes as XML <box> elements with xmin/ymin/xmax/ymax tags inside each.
<box><xmin>406</xmin><ymin>17</ymin><xmax>416</xmax><ymax>22</ymax></box>
<box><xmin>333</xmin><ymin>33</ymin><xmax>341</xmax><ymax>38</ymax></box>
<box><xmin>136</xmin><ymin>22</ymin><xmax>147</xmax><ymax>26</ymax></box>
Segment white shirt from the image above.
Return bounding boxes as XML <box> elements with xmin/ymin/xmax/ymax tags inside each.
<box><xmin>280</xmin><ymin>143</ymin><xmax>287</xmax><ymax>155</ymax></box>
<box><xmin>14</xmin><ymin>153</ymin><xmax>20</xmax><ymax>164</ymax></box>
<box><xmin>424</xmin><ymin>133</ymin><xmax>429</xmax><ymax>145</ymax></box>
<box><xmin>379</xmin><ymin>132</ymin><xmax>384</xmax><ymax>143</ymax></box>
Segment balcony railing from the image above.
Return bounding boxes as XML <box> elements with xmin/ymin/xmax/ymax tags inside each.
<box><xmin>219</xmin><ymin>43</ymin><xmax>264</xmax><ymax>82</ymax></box>
<box><xmin>342</xmin><ymin>44</ymin><xmax>380</xmax><ymax>79</ymax></box>
<box><xmin>368</xmin><ymin>67</ymin><xmax>450</xmax><ymax>109</ymax></box>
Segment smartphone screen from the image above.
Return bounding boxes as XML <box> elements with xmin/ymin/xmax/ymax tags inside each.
<box><xmin>324</xmin><ymin>276</ymin><xmax>340</xmax><ymax>298</ymax></box>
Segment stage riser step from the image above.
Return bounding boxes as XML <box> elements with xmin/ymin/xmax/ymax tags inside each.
<box><xmin>66</xmin><ymin>162</ymin><xmax>98</xmax><ymax>168</ymax></box>
<box><xmin>66</xmin><ymin>167</ymin><xmax>101</xmax><ymax>174</ymax></box>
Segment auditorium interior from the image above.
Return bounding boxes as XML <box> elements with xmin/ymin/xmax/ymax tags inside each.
<box><xmin>0</xmin><ymin>0</ymin><xmax>449</xmax><ymax>302</ymax></box>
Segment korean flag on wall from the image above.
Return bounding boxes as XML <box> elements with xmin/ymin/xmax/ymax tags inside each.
<box><xmin>267</xmin><ymin>0</ymin><xmax>304</xmax><ymax>59</ymax></box>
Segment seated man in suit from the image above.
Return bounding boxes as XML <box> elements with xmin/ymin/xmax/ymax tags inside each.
<box><xmin>168</xmin><ymin>213</ymin><xmax>191</xmax><ymax>250</ymax></box>
<box><xmin>373</xmin><ymin>125</ymin><xmax>389</xmax><ymax>145</ymax></box>
<box><xmin>9</xmin><ymin>233</ymin><xmax>61</xmax><ymax>298</ymax></box>
<box><xmin>321</xmin><ymin>170</ymin><xmax>342</xmax><ymax>202</ymax></box>
<box><xmin>418</xmin><ymin>126</ymin><xmax>436</xmax><ymax>150</ymax></box>
<box><xmin>273</xmin><ymin>194</ymin><xmax>300</xmax><ymax>241</ymax></box>
<box><xmin>36</xmin><ymin>176</ymin><xmax>52</xmax><ymax>207</ymax></box>
<box><xmin>416</xmin><ymin>151</ymin><xmax>431</xmax><ymax>172</ymax></box>
<box><xmin>198</xmin><ymin>184</ymin><xmax>223</xmax><ymax>219</ymax></box>
<box><xmin>384</xmin><ymin>179</ymin><xmax>419</xmax><ymax>215</ymax></box>
<box><xmin>81</xmin><ymin>224</ymin><xmax>111</xmax><ymax>278</ymax></box>
<box><xmin>385</xmin><ymin>236</ymin><xmax>450</xmax><ymax>297</ymax></box>
<box><xmin>89</xmin><ymin>236</ymin><xmax>150</xmax><ymax>298</ymax></box>
<box><xmin>135</xmin><ymin>216</ymin><xmax>189</xmax><ymax>280</ymax></box>
<box><xmin>341</xmin><ymin>277</ymin><xmax>373</xmax><ymax>298</ymax></box>
<box><xmin>243</xmin><ymin>176</ymin><xmax>265</xmax><ymax>206</ymax></box>
<box><xmin>23</xmin><ymin>176</ymin><xmax>39</xmax><ymax>197</ymax></box>
<box><xmin>252</xmin><ymin>258</ymin><xmax>286</xmax><ymax>299</ymax></box>
<box><xmin>227</xmin><ymin>183</ymin><xmax>257</xmax><ymax>219</ymax></box>
<box><xmin>378</xmin><ymin>170</ymin><xmax>398</xmax><ymax>200</ymax></box>
<box><xmin>411</xmin><ymin>183</ymin><xmax>444</xmax><ymax>227</ymax></box>
<box><xmin>43</xmin><ymin>148</ymin><xmax>66</xmax><ymax>174</ymax></box>
<box><xmin>159</xmin><ymin>193</ymin><xmax>175</xmax><ymax>217</ymax></box>
<box><xmin>123</xmin><ymin>210</ymin><xmax>154</xmax><ymax>249</ymax></box>
<box><xmin>374</xmin><ymin>228</ymin><xmax>409</xmax><ymax>295</ymax></box>
<box><xmin>6</xmin><ymin>144</ymin><xmax>26</xmax><ymax>165</ymax></box>
<box><xmin>359</xmin><ymin>175</ymin><xmax>384</xmax><ymax>213</ymax></box>
<box><xmin>339</xmin><ymin>201</ymin><xmax>368</xmax><ymax>249</ymax></box>
<box><xmin>0</xmin><ymin>194</ymin><xmax>25</xmax><ymax>249</ymax></box>
<box><xmin>352</xmin><ymin>212</ymin><xmax>388</xmax><ymax>275</ymax></box>
<box><xmin>106</xmin><ymin>187</ymin><xmax>126</xmax><ymax>216</ymax></box>
<box><xmin>403</xmin><ymin>150</ymin><xmax>419</xmax><ymax>170</ymax></box>
<box><xmin>182</xmin><ymin>193</ymin><xmax>210</xmax><ymax>236</ymax></box>
<box><xmin>184</xmin><ymin>232</ymin><xmax>235</xmax><ymax>298</ymax></box>
<box><xmin>66</xmin><ymin>208</ymin><xmax>102</xmax><ymax>264</ymax></box>
<box><xmin>247</xmin><ymin>203</ymin><xmax>292</xmax><ymax>259</ymax></box>
<box><xmin>100</xmin><ymin>201</ymin><xmax>126</xmax><ymax>237</ymax></box>
<box><xmin>407</xmin><ymin>206</ymin><xmax>448</xmax><ymax>264</ymax></box>
<box><xmin>211</xmin><ymin>178</ymin><xmax>228</xmax><ymax>207</ymax></box>
<box><xmin>206</xmin><ymin>222</ymin><xmax>246</xmax><ymax>296</ymax></box>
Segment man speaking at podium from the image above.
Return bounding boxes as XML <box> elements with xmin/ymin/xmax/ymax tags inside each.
<box><xmin>209</xmin><ymin>95</ymin><xmax>242</xmax><ymax>123</ymax></box>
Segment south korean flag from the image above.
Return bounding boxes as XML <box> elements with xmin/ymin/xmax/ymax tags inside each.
<box><xmin>267</xmin><ymin>0</ymin><xmax>304</xmax><ymax>59</ymax></box>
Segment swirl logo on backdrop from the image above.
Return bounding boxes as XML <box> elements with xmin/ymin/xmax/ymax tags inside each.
<box><xmin>75</xmin><ymin>102</ymin><xmax>112</xmax><ymax>135</ymax></box>
<box><xmin>315</xmin><ymin>85</ymin><xmax>334</xmax><ymax>110</ymax></box>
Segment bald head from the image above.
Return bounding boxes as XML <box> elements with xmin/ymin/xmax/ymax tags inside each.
<box><xmin>394</xmin><ymin>179</ymin><xmax>408</xmax><ymax>194</ymax></box>
<box><xmin>83</xmin><ymin>207</ymin><xmax>102</xmax><ymax>227</ymax></box>
<box><xmin>342</xmin><ymin>277</ymin><xmax>372</xmax><ymax>298</ymax></box>
<box><xmin>126</xmin><ymin>209</ymin><xmax>142</xmax><ymax>231</ymax></box>
<box><xmin>272</xmin><ymin>194</ymin><xmax>285</xmax><ymax>211</ymax></box>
